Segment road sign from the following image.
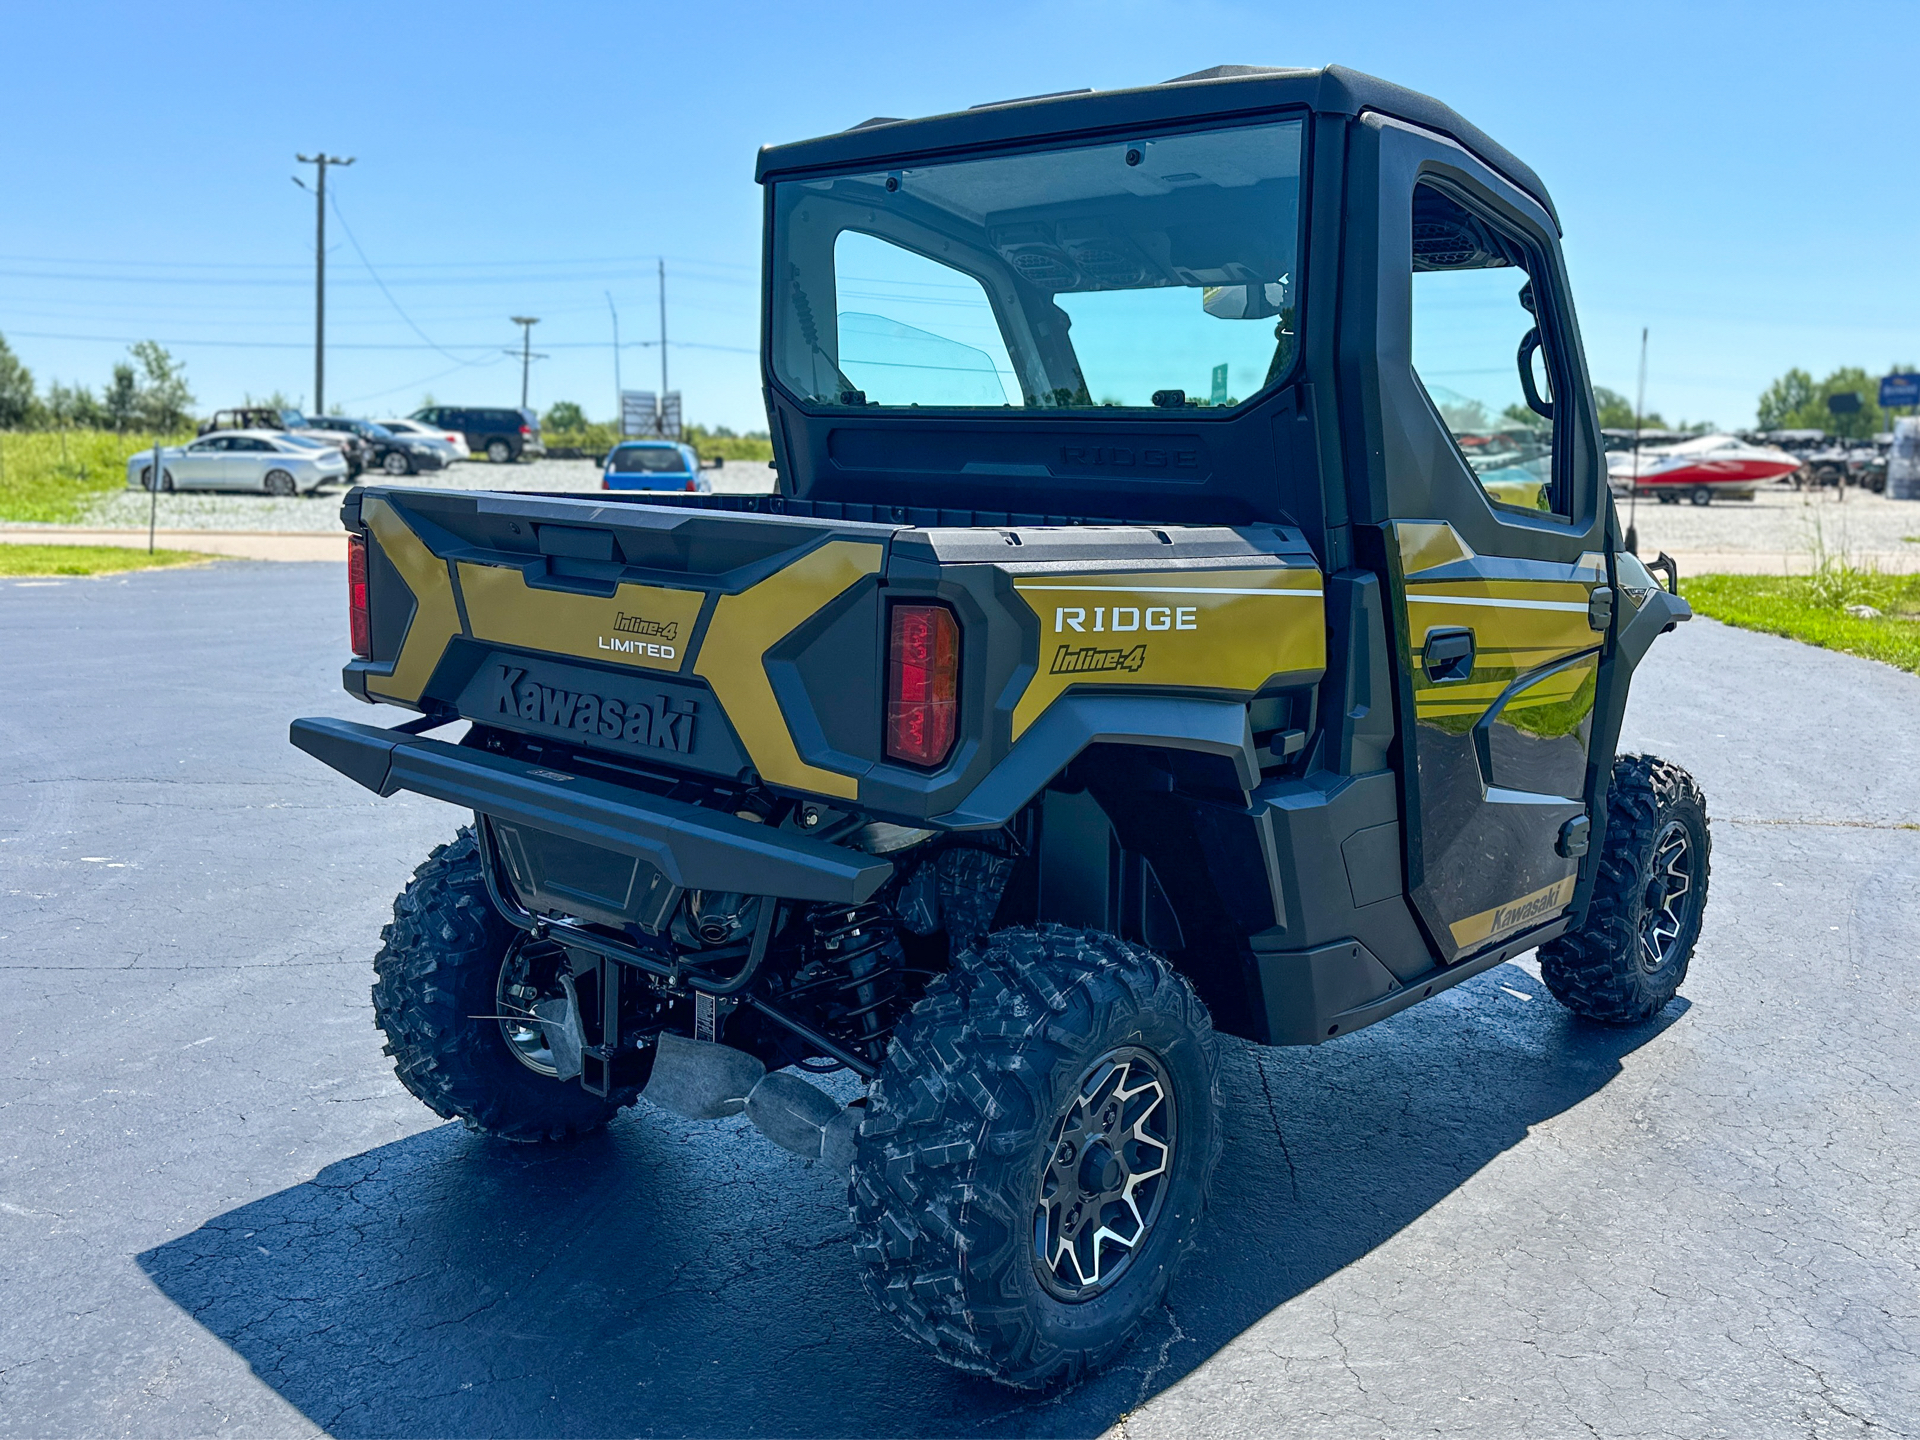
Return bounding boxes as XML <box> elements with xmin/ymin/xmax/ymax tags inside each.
<box><xmin>1210</xmin><ymin>363</ymin><xmax>1229</xmax><ymax>406</ymax></box>
<box><xmin>621</xmin><ymin>390</ymin><xmax>657</xmax><ymax>437</ymax></box>
<box><xmin>1881</xmin><ymin>373</ymin><xmax>1920</xmax><ymax>409</ymax></box>
<box><xmin>660</xmin><ymin>391</ymin><xmax>682</xmax><ymax>441</ymax></box>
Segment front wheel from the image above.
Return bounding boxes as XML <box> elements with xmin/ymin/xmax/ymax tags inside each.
<box><xmin>1689</xmin><ymin>486</ymin><xmax>1713</xmax><ymax>506</ymax></box>
<box><xmin>139</xmin><ymin>466</ymin><xmax>175</xmax><ymax>492</ymax></box>
<box><xmin>852</xmin><ymin>926</ymin><xmax>1223</xmax><ymax>1389</ymax></box>
<box><xmin>486</xmin><ymin>438</ymin><xmax>514</xmax><ymax>464</ymax></box>
<box><xmin>1540</xmin><ymin>754</ymin><xmax>1710</xmax><ymax>1023</ymax></box>
<box><xmin>381</xmin><ymin>450</ymin><xmax>413</xmax><ymax>477</ymax></box>
<box><xmin>371</xmin><ymin>827</ymin><xmax>634</xmax><ymax>1140</ymax></box>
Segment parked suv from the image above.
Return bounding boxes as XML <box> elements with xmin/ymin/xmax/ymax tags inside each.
<box><xmin>410</xmin><ymin>406</ymin><xmax>545</xmax><ymax>464</ymax></box>
<box><xmin>305</xmin><ymin>416</ymin><xmax>449</xmax><ymax>477</ymax></box>
<box><xmin>200</xmin><ymin>406</ymin><xmax>369</xmax><ymax>475</ymax></box>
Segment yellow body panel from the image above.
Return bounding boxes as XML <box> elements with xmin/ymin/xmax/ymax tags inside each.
<box><xmin>1395</xmin><ymin>521</ymin><xmax>1604</xmax><ymax>726</ymax></box>
<box><xmin>1008</xmin><ymin>565</ymin><xmax>1326</xmax><ymax>740</ymax></box>
<box><xmin>456</xmin><ymin>562</ymin><xmax>705</xmax><ymax>672</ymax></box>
<box><xmin>694</xmin><ymin>539</ymin><xmax>884</xmax><ymax>799</ymax></box>
<box><xmin>363</xmin><ymin>497</ymin><xmax>463</xmax><ymax>704</ymax></box>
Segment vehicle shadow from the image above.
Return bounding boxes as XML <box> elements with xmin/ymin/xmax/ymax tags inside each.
<box><xmin>138</xmin><ymin>962</ymin><xmax>1684</xmax><ymax>1439</ymax></box>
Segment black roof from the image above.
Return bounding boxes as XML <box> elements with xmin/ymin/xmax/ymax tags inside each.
<box><xmin>754</xmin><ymin>64</ymin><xmax>1557</xmax><ymax>230</ymax></box>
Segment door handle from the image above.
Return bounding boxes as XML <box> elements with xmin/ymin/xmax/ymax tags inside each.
<box><xmin>1423</xmin><ymin>627</ymin><xmax>1475</xmax><ymax>682</ymax></box>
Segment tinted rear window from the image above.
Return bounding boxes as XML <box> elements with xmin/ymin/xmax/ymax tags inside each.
<box><xmin>609</xmin><ymin>446</ymin><xmax>690</xmax><ymax>474</ymax></box>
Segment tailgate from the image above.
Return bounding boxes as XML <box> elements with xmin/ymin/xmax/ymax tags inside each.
<box><xmin>346</xmin><ymin>485</ymin><xmax>898</xmax><ymax>800</ymax></box>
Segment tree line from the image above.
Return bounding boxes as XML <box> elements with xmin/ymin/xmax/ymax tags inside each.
<box><xmin>1755</xmin><ymin>365</ymin><xmax>1915</xmax><ymax>441</ymax></box>
<box><xmin>0</xmin><ymin>330</ymin><xmax>195</xmax><ymax>433</ymax></box>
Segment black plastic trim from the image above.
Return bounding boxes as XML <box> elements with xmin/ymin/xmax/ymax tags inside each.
<box><xmin>289</xmin><ymin>716</ymin><xmax>892</xmax><ymax>903</ymax></box>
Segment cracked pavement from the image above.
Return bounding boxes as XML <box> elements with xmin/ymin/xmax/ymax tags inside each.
<box><xmin>1</xmin><ymin>563</ymin><xmax>1915</xmax><ymax>1438</ymax></box>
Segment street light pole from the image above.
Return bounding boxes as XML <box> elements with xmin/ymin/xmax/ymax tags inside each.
<box><xmin>605</xmin><ymin>292</ymin><xmax>621</xmax><ymax>427</ymax></box>
<box><xmin>295</xmin><ymin>152</ymin><xmax>354</xmax><ymax>414</ymax></box>
<box><xmin>510</xmin><ymin>316</ymin><xmax>540</xmax><ymax>410</ymax></box>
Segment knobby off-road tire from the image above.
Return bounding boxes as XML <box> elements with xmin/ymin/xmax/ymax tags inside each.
<box><xmin>1540</xmin><ymin>754</ymin><xmax>1710</xmax><ymax>1023</ymax></box>
<box><xmin>852</xmin><ymin>926</ymin><xmax>1223</xmax><ymax>1389</ymax></box>
<box><xmin>371</xmin><ymin>827</ymin><xmax>632</xmax><ymax>1141</ymax></box>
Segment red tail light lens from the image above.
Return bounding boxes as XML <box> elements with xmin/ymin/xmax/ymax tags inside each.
<box><xmin>347</xmin><ymin>533</ymin><xmax>371</xmax><ymax>658</ymax></box>
<box><xmin>520</xmin><ymin>424</ymin><xmax>531</xmax><ymax>436</ymax></box>
<box><xmin>685</xmin><ymin>479</ymin><xmax>697</xmax><ymax>491</ymax></box>
<box><xmin>886</xmin><ymin>603</ymin><xmax>958</xmax><ymax>768</ymax></box>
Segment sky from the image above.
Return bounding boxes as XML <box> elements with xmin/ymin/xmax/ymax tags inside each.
<box><xmin>2</xmin><ymin>0</ymin><xmax>1915</xmax><ymax>434</ymax></box>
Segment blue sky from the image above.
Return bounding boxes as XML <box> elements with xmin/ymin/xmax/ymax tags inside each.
<box><xmin>2</xmin><ymin>0</ymin><xmax>1914</xmax><ymax>432</ymax></box>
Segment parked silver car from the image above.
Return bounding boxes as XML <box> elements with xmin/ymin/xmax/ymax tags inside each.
<box><xmin>126</xmin><ymin>430</ymin><xmax>349</xmax><ymax>495</ymax></box>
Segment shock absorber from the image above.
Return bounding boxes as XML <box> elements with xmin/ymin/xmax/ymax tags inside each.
<box><xmin>791</xmin><ymin>901</ymin><xmax>904</xmax><ymax>1064</ymax></box>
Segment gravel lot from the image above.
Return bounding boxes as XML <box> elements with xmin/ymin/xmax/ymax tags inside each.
<box><xmin>26</xmin><ymin>466</ymin><xmax>1920</xmax><ymax>574</ymax></box>
<box><xmin>65</xmin><ymin>458</ymin><xmax>777</xmax><ymax>533</ymax></box>
<box><xmin>1</xmin><ymin>564</ymin><xmax>1915</xmax><ymax>1438</ymax></box>
<box><xmin>1621</xmin><ymin>484</ymin><xmax>1920</xmax><ymax>567</ymax></box>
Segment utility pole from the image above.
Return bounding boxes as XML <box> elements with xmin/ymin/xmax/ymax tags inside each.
<box><xmin>605</xmin><ymin>291</ymin><xmax>621</xmax><ymax>425</ymax></box>
<box><xmin>294</xmin><ymin>152</ymin><xmax>353</xmax><ymax>415</ymax></box>
<box><xmin>658</xmin><ymin>259</ymin><xmax>669</xmax><ymax>407</ymax></box>
<box><xmin>510</xmin><ymin>316</ymin><xmax>540</xmax><ymax>409</ymax></box>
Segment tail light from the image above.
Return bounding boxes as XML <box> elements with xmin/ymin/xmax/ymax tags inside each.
<box><xmin>520</xmin><ymin>424</ymin><xmax>531</xmax><ymax>436</ymax></box>
<box><xmin>685</xmin><ymin>479</ymin><xmax>697</xmax><ymax>491</ymax></box>
<box><xmin>347</xmin><ymin>533</ymin><xmax>371</xmax><ymax>658</ymax></box>
<box><xmin>886</xmin><ymin>603</ymin><xmax>958</xmax><ymax>767</ymax></box>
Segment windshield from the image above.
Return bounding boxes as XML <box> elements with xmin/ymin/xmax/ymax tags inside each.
<box><xmin>769</xmin><ymin>118</ymin><xmax>1304</xmax><ymax>412</ymax></box>
<box><xmin>609</xmin><ymin>445</ymin><xmax>689</xmax><ymax>473</ymax></box>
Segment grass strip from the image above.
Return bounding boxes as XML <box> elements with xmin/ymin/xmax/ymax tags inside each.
<box><xmin>1686</xmin><ymin>572</ymin><xmax>1920</xmax><ymax>675</ymax></box>
<box><xmin>0</xmin><ymin>429</ymin><xmax>196</xmax><ymax>524</ymax></box>
<box><xmin>0</xmin><ymin>543</ymin><xmax>222</xmax><ymax>577</ymax></box>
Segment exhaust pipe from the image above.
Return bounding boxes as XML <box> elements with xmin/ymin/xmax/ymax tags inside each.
<box><xmin>643</xmin><ymin>1032</ymin><xmax>859</xmax><ymax>1169</ymax></box>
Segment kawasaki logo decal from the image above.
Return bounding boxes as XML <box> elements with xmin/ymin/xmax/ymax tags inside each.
<box><xmin>491</xmin><ymin>665</ymin><xmax>696</xmax><ymax>754</ymax></box>
<box><xmin>1448</xmin><ymin>874</ymin><xmax>1577</xmax><ymax>949</ymax></box>
<box><xmin>1050</xmin><ymin>642</ymin><xmax>1147</xmax><ymax>675</ymax></box>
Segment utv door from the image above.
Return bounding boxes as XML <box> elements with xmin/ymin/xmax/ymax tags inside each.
<box><xmin>1347</xmin><ymin>116</ymin><xmax>1609</xmax><ymax>963</ymax></box>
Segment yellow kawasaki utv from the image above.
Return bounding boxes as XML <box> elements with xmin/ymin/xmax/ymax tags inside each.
<box><xmin>294</xmin><ymin>64</ymin><xmax>1706</xmax><ymax>1388</ymax></box>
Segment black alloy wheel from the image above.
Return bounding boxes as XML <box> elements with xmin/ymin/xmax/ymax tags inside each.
<box><xmin>493</xmin><ymin>932</ymin><xmax>575</xmax><ymax>1078</ymax></box>
<box><xmin>264</xmin><ymin>470</ymin><xmax>297</xmax><ymax>497</ymax></box>
<box><xmin>141</xmin><ymin>466</ymin><xmax>175</xmax><ymax>493</ymax></box>
<box><xmin>1638</xmin><ymin>819</ymin><xmax>1695</xmax><ymax>973</ymax></box>
<box><xmin>1032</xmin><ymin>1046</ymin><xmax>1177</xmax><ymax>1301</ymax></box>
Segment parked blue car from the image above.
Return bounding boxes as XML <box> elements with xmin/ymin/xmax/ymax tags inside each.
<box><xmin>602</xmin><ymin>440</ymin><xmax>709</xmax><ymax>492</ymax></box>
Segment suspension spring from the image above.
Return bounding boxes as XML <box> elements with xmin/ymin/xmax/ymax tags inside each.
<box><xmin>782</xmin><ymin>901</ymin><xmax>906</xmax><ymax>1065</ymax></box>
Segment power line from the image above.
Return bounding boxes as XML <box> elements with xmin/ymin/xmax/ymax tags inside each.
<box><xmin>326</xmin><ymin>188</ymin><xmax>492</xmax><ymax>367</ymax></box>
<box><xmin>4</xmin><ymin>328</ymin><xmax>756</xmax><ymax>354</ymax></box>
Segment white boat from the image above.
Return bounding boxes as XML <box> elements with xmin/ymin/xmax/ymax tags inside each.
<box><xmin>1606</xmin><ymin>433</ymin><xmax>1800</xmax><ymax>505</ymax></box>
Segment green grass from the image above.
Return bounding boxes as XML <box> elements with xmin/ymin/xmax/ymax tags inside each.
<box><xmin>0</xmin><ymin>543</ymin><xmax>220</xmax><ymax>577</ymax></box>
<box><xmin>1686</xmin><ymin>571</ymin><xmax>1920</xmax><ymax>674</ymax></box>
<box><xmin>0</xmin><ymin>429</ymin><xmax>195</xmax><ymax>523</ymax></box>
<box><xmin>542</xmin><ymin>423</ymin><xmax>774</xmax><ymax>463</ymax></box>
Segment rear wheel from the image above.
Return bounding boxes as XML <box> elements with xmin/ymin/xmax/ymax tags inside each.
<box><xmin>1656</xmin><ymin>491</ymin><xmax>1678</xmax><ymax>505</ymax></box>
<box><xmin>263</xmin><ymin>470</ymin><xmax>296</xmax><ymax>497</ymax></box>
<box><xmin>486</xmin><ymin>438</ymin><xmax>514</xmax><ymax>464</ymax></box>
<box><xmin>1689</xmin><ymin>486</ymin><xmax>1713</xmax><ymax>505</ymax></box>
<box><xmin>1540</xmin><ymin>754</ymin><xmax>1710</xmax><ymax>1024</ymax></box>
<box><xmin>852</xmin><ymin>926</ymin><xmax>1222</xmax><ymax>1389</ymax></box>
<box><xmin>381</xmin><ymin>450</ymin><xmax>413</xmax><ymax>477</ymax></box>
<box><xmin>371</xmin><ymin>827</ymin><xmax>634</xmax><ymax>1141</ymax></box>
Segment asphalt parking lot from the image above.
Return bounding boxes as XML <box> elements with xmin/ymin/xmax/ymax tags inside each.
<box><xmin>2</xmin><ymin>563</ymin><xmax>1916</xmax><ymax>1439</ymax></box>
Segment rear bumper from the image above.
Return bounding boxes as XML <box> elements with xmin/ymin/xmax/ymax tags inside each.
<box><xmin>289</xmin><ymin>716</ymin><xmax>892</xmax><ymax>904</ymax></box>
